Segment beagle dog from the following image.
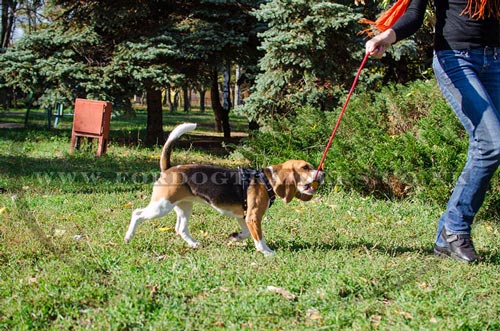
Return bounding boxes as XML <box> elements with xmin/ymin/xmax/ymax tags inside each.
<box><xmin>124</xmin><ymin>123</ymin><xmax>324</xmax><ymax>256</ymax></box>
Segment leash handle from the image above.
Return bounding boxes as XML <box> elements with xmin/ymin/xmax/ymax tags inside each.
<box><xmin>314</xmin><ymin>52</ymin><xmax>370</xmax><ymax>182</ymax></box>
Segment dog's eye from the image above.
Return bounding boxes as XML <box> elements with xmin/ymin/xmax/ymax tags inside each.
<box><xmin>302</xmin><ymin>165</ymin><xmax>311</xmax><ymax>170</ymax></box>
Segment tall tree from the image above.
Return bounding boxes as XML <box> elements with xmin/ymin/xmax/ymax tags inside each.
<box><xmin>172</xmin><ymin>0</ymin><xmax>265</xmax><ymax>138</ymax></box>
<box><xmin>240</xmin><ymin>0</ymin><xmax>364</xmax><ymax>125</ymax></box>
<box><xmin>0</xmin><ymin>0</ymin><xmax>263</xmax><ymax>144</ymax></box>
<box><xmin>1</xmin><ymin>0</ymin><xmax>16</xmax><ymax>49</ymax></box>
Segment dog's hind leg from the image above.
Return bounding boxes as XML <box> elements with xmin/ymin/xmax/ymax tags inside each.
<box><xmin>229</xmin><ymin>217</ymin><xmax>251</xmax><ymax>241</ymax></box>
<box><xmin>174</xmin><ymin>201</ymin><xmax>200</xmax><ymax>248</ymax></box>
<box><xmin>124</xmin><ymin>199</ymin><xmax>174</xmax><ymax>243</ymax></box>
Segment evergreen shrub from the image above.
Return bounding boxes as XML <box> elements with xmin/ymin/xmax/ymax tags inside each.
<box><xmin>236</xmin><ymin>79</ymin><xmax>500</xmax><ymax>207</ymax></box>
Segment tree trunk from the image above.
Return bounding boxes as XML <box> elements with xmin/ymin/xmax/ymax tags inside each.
<box><xmin>210</xmin><ymin>69</ymin><xmax>224</xmax><ymax>133</ymax></box>
<box><xmin>1</xmin><ymin>1</ymin><xmax>15</xmax><ymax>49</ymax></box>
<box><xmin>144</xmin><ymin>87</ymin><xmax>164</xmax><ymax>146</ymax></box>
<box><xmin>182</xmin><ymin>84</ymin><xmax>190</xmax><ymax>112</ymax></box>
<box><xmin>199</xmin><ymin>89</ymin><xmax>206</xmax><ymax>112</ymax></box>
<box><xmin>210</xmin><ymin>68</ymin><xmax>231</xmax><ymax>139</ymax></box>
<box><xmin>165</xmin><ymin>86</ymin><xmax>174</xmax><ymax>112</ymax></box>
<box><xmin>234</xmin><ymin>65</ymin><xmax>241</xmax><ymax>107</ymax></box>
<box><xmin>221</xmin><ymin>66</ymin><xmax>231</xmax><ymax>139</ymax></box>
<box><xmin>173</xmin><ymin>90</ymin><xmax>180</xmax><ymax>111</ymax></box>
<box><xmin>222</xmin><ymin>67</ymin><xmax>231</xmax><ymax>112</ymax></box>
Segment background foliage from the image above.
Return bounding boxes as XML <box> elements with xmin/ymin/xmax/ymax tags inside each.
<box><xmin>2</xmin><ymin>1</ymin><xmax>493</xmax><ymax>212</ymax></box>
<box><xmin>238</xmin><ymin>0</ymin><xmax>364</xmax><ymax>122</ymax></box>
<box><xmin>236</xmin><ymin>78</ymin><xmax>500</xmax><ymax>219</ymax></box>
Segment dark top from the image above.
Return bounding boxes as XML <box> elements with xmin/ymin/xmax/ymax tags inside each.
<box><xmin>391</xmin><ymin>0</ymin><xmax>500</xmax><ymax>50</ymax></box>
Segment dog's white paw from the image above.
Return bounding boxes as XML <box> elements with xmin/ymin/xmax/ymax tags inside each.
<box><xmin>189</xmin><ymin>241</ymin><xmax>202</xmax><ymax>249</ymax></box>
<box><xmin>229</xmin><ymin>232</ymin><xmax>249</xmax><ymax>241</ymax></box>
<box><xmin>261</xmin><ymin>249</ymin><xmax>276</xmax><ymax>257</ymax></box>
<box><xmin>124</xmin><ymin>233</ymin><xmax>133</xmax><ymax>243</ymax></box>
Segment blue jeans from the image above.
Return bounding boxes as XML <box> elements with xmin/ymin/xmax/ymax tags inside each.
<box><xmin>433</xmin><ymin>47</ymin><xmax>500</xmax><ymax>247</ymax></box>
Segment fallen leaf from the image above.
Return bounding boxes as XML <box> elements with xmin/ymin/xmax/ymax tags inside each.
<box><xmin>306</xmin><ymin>308</ymin><xmax>322</xmax><ymax>320</ymax></box>
<box><xmin>316</xmin><ymin>290</ymin><xmax>326</xmax><ymax>298</ymax></box>
<box><xmin>158</xmin><ymin>227</ymin><xmax>173</xmax><ymax>232</ymax></box>
<box><xmin>267</xmin><ymin>286</ymin><xmax>297</xmax><ymax>300</ymax></box>
<box><xmin>328</xmin><ymin>204</ymin><xmax>338</xmax><ymax>210</ymax></box>
<box><xmin>485</xmin><ymin>222</ymin><xmax>495</xmax><ymax>233</ymax></box>
<box><xmin>370</xmin><ymin>315</ymin><xmax>382</xmax><ymax>327</ymax></box>
<box><xmin>417</xmin><ymin>282</ymin><xmax>431</xmax><ymax>290</ymax></box>
<box><xmin>212</xmin><ymin>321</ymin><xmax>225</xmax><ymax>327</ymax></box>
<box><xmin>54</xmin><ymin>229</ymin><xmax>66</xmax><ymax>237</ymax></box>
<box><xmin>0</xmin><ymin>207</ymin><xmax>6</xmax><ymax>215</ymax></box>
<box><xmin>146</xmin><ymin>284</ymin><xmax>158</xmax><ymax>298</ymax></box>
<box><xmin>241</xmin><ymin>321</ymin><xmax>253</xmax><ymax>328</ymax></box>
<box><xmin>397</xmin><ymin>310</ymin><xmax>413</xmax><ymax>320</ymax></box>
<box><xmin>227</xmin><ymin>240</ymin><xmax>247</xmax><ymax>247</ymax></box>
<box><xmin>124</xmin><ymin>202</ymin><xmax>134</xmax><ymax>208</ymax></box>
<box><xmin>379</xmin><ymin>298</ymin><xmax>393</xmax><ymax>305</ymax></box>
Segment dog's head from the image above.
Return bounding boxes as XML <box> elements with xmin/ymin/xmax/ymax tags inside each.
<box><xmin>270</xmin><ymin>160</ymin><xmax>325</xmax><ymax>203</ymax></box>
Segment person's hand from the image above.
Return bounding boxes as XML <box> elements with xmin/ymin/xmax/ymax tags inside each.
<box><xmin>365</xmin><ymin>29</ymin><xmax>397</xmax><ymax>59</ymax></box>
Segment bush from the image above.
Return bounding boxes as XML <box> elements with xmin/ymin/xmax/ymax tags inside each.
<box><xmin>236</xmin><ymin>79</ymin><xmax>492</xmax><ymax>205</ymax></box>
<box><xmin>330</xmin><ymin>79</ymin><xmax>469</xmax><ymax>202</ymax></box>
<box><xmin>236</xmin><ymin>106</ymin><xmax>332</xmax><ymax>167</ymax></box>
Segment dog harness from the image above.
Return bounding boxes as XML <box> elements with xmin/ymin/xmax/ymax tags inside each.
<box><xmin>239</xmin><ymin>167</ymin><xmax>276</xmax><ymax>217</ymax></box>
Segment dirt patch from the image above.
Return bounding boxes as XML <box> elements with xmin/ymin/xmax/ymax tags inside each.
<box><xmin>111</xmin><ymin>131</ymin><xmax>248</xmax><ymax>156</ymax></box>
<box><xmin>0</xmin><ymin>123</ymin><xmax>24</xmax><ymax>129</ymax></box>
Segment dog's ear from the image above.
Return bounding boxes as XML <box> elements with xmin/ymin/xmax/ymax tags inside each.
<box><xmin>272</xmin><ymin>165</ymin><xmax>298</xmax><ymax>204</ymax></box>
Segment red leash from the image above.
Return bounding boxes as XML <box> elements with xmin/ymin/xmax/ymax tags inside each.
<box><xmin>313</xmin><ymin>52</ymin><xmax>370</xmax><ymax>183</ymax></box>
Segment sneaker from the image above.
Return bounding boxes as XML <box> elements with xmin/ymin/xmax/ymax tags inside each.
<box><xmin>433</xmin><ymin>228</ymin><xmax>478</xmax><ymax>263</ymax></box>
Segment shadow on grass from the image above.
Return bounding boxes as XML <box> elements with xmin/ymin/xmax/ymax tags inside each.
<box><xmin>0</xmin><ymin>153</ymin><xmax>158</xmax><ymax>194</ymax></box>
<box><xmin>271</xmin><ymin>238</ymin><xmax>433</xmax><ymax>257</ymax></box>
<box><xmin>271</xmin><ymin>237</ymin><xmax>500</xmax><ymax>265</ymax></box>
<box><xmin>0</xmin><ymin>129</ymin><xmax>250</xmax><ymax>200</ymax></box>
<box><xmin>0</xmin><ymin>127</ymin><xmax>157</xmax><ymax>193</ymax></box>
<box><xmin>1</xmin><ymin>121</ymin><xmax>246</xmax><ymax>154</ymax></box>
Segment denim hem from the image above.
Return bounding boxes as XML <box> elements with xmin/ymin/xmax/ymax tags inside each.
<box><xmin>445</xmin><ymin>230</ymin><xmax>471</xmax><ymax>236</ymax></box>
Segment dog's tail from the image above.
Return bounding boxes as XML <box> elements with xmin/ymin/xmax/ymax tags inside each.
<box><xmin>160</xmin><ymin>122</ymin><xmax>197</xmax><ymax>172</ymax></box>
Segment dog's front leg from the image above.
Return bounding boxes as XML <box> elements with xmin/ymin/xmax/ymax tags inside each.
<box><xmin>245</xmin><ymin>215</ymin><xmax>275</xmax><ymax>257</ymax></box>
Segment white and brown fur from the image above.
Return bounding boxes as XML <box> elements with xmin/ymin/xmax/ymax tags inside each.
<box><xmin>124</xmin><ymin>123</ymin><xmax>324</xmax><ymax>256</ymax></box>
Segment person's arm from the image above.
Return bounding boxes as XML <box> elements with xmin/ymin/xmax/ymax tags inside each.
<box><xmin>391</xmin><ymin>0</ymin><xmax>428</xmax><ymax>41</ymax></box>
<box><xmin>365</xmin><ymin>29</ymin><xmax>397</xmax><ymax>58</ymax></box>
<box><xmin>365</xmin><ymin>0</ymin><xmax>428</xmax><ymax>58</ymax></box>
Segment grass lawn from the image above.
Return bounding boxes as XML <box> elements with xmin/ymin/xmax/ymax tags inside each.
<box><xmin>1</xmin><ymin>109</ymin><xmax>500</xmax><ymax>330</ymax></box>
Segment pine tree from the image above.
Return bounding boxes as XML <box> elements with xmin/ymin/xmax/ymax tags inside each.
<box><xmin>240</xmin><ymin>0</ymin><xmax>364</xmax><ymax>125</ymax></box>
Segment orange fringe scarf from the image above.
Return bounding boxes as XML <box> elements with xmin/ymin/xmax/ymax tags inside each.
<box><xmin>360</xmin><ymin>0</ymin><xmax>500</xmax><ymax>36</ymax></box>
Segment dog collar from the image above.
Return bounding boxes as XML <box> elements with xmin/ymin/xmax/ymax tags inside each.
<box><xmin>239</xmin><ymin>167</ymin><xmax>276</xmax><ymax>217</ymax></box>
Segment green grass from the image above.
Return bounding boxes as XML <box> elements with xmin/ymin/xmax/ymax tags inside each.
<box><xmin>1</xmin><ymin>116</ymin><xmax>500</xmax><ymax>330</ymax></box>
